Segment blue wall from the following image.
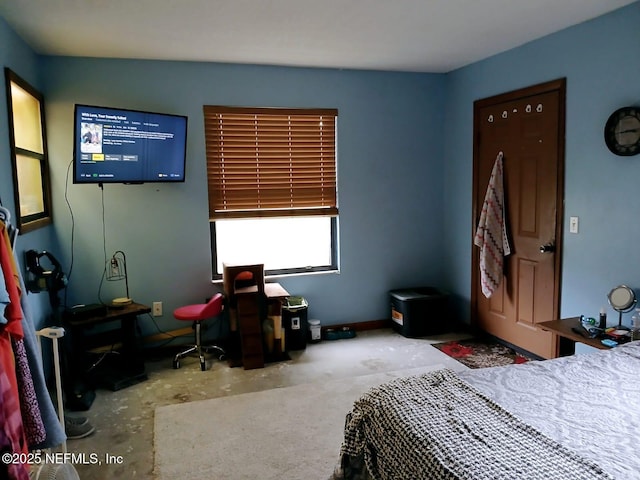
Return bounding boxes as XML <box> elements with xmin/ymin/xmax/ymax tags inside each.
<box><xmin>2</xmin><ymin>1</ymin><xmax>639</xmax><ymax>338</ymax></box>
<box><xmin>442</xmin><ymin>2</ymin><xmax>640</xmax><ymax>325</ymax></box>
<box><xmin>39</xmin><ymin>58</ymin><xmax>446</xmax><ymax>335</ymax></box>
<box><xmin>0</xmin><ymin>17</ymin><xmax>57</xmax><ymax>329</ymax></box>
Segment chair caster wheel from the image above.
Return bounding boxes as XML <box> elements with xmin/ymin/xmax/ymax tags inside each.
<box><xmin>200</xmin><ymin>361</ymin><xmax>206</xmax><ymax>371</ymax></box>
<box><xmin>218</xmin><ymin>354</ymin><xmax>226</xmax><ymax>361</ymax></box>
<box><xmin>173</xmin><ymin>359</ymin><xmax>180</xmax><ymax>369</ymax></box>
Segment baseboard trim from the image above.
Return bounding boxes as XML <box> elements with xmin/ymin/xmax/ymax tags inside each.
<box><xmin>143</xmin><ymin>320</ymin><xmax>390</xmax><ymax>345</ymax></box>
<box><xmin>321</xmin><ymin>319</ymin><xmax>390</xmax><ymax>333</ymax></box>
<box><xmin>143</xmin><ymin>326</ymin><xmax>194</xmax><ymax>344</ymax></box>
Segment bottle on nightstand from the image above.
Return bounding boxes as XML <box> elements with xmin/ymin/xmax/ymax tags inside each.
<box><xmin>631</xmin><ymin>309</ymin><xmax>640</xmax><ymax>341</ymax></box>
<box><xmin>599</xmin><ymin>307</ymin><xmax>607</xmax><ymax>329</ymax></box>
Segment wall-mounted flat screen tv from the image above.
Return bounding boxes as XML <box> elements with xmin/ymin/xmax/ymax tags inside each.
<box><xmin>73</xmin><ymin>104</ymin><xmax>188</xmax><ymax>184</ymax></box>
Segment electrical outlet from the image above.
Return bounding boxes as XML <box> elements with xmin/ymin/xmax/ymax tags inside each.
<box><xmin>152</xmin><ymin>301</ymin><xmax>163</xmax><ymax>317</ymax></box>
<box><xmin>569</xmin><ymin>216</ymin><xmax>579</xmax><ymax>234</ymax></box>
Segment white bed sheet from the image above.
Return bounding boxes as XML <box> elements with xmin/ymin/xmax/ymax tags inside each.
<box><xmin>460</xmin><ymin>341</ymin><xmax>640</xmax><ymax>480</ymax></box>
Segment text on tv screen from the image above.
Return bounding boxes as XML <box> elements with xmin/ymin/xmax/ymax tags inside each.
<box><xmin>73</xmin><ymin>105</ymin><xmax>188</xmax><ymax>184</ymax></box>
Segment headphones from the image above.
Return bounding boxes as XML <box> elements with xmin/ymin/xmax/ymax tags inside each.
<box><xmin>25</xmin><ymin>250</ymin><xmax>68</xmax><ymax>294</ymax></box>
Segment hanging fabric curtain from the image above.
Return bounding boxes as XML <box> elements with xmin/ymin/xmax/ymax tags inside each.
<box><xmin>474</xmin><ymin>151</ymin><xmax>511</xmax><ymax>298</ymax></box>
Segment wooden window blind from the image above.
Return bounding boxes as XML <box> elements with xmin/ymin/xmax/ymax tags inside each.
<box><xmin>204</xmin><ymin>106</ymin><xmax>338</xmax><ymax>220</ymax></box>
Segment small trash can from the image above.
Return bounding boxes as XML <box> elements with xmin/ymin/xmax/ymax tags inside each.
<box><xmin>283</xmin><ymin>296</ymin><xmax>309</xmax><ymax>350</ymax></box>
<box><xmin>308</xmin><ymin>319</ymin><xmax>321</xmax><ymax>343</ymax></box>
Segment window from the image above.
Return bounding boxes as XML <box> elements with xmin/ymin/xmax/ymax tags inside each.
<box><xmin>203</xmin><ymin>106</ymin><xmax>338</xmax><ymax>277</ymax></box>
<box><xmin>4</xmin><ymin>68</ymin><xmax>52</xmax><ymax>233</ymax></box>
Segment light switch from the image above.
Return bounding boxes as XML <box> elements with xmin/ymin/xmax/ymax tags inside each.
<box><xmin>569</xmin><ymin>216</ymin><xmax>579</xmax><ymax>234</ymax></box>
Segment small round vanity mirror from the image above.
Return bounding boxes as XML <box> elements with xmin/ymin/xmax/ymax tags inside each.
<box><xmin>608</xmin><ymin>285</ymin><xmax>636</xmax><ymax>328</ymax></box>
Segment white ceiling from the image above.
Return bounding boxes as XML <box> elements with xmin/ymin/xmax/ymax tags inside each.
<box><xmin>0</xmin><ymin>0</ymin><xmax>636</xmax><ymax>73</ymax></box>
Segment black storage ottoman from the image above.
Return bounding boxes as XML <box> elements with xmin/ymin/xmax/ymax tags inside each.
<box><xmin>389</xmin><ymin>287</ymin><xmax>449</xmax><ymax>338</ymax></box>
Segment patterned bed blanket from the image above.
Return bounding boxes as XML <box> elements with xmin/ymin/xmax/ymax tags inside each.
<box><xmin>331</xmin><ymin>369</ymin><xmax>612</xmax><ymax>480</ymax></box>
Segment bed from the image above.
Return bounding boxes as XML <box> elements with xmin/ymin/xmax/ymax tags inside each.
<box><xmin>331</xmin><ymin>341</ymin><xmax>640</xmax><ymax>480</ymax></box>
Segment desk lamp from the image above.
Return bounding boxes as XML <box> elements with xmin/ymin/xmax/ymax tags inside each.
<box><xmin>107</xmin><ymin>250</ymin><xmax>132</xmax><ymax>306</ymax></box>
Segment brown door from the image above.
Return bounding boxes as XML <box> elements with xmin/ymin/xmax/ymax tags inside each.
<box><xmin>471</xmin><ymin>79</ymin><xmax>565</xmax><ymax>359</ymax></box>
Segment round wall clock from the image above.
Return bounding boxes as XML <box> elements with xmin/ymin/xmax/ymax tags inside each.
<box><xmin>604</xmin><ymin>106</ymin><xmax>640</xmax><ymax>156</ymax></box>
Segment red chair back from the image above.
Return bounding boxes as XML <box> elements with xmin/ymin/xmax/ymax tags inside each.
<box><xmin>198</xmin><ymin>292</ymin><xmax>223</xmax><ymax>319</ymax></box>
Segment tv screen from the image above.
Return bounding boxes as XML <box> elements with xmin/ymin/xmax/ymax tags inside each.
<box><xmin>73</xmin><ymin>104</ymin><xmax>188</xmax><ymax>184</ymax></box>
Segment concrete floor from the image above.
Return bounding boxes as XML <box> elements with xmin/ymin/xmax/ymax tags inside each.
<box><xmin>62</xmin><ymin>328</ymin><xmax>469</xmax><ymax>479</ymax></box>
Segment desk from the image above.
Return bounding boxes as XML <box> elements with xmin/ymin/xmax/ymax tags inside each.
<box><xmin>539</xmin><ymin>317</ymin><xmax>610</xmax><ymax>357</ymax></box>
<box><xmin>264</xmin><ymin>283</ymin><xmax>289</xmax><ymax>344</ymax></box>
<box><xmin>63</xmin><ymin>302</ymin><xmax>150</xmax><ymax>391</ymax></box>
<box><xmin>227</xmin><ymin>282</ymin><xmax>290</xmax><ymax>369</ymax></box>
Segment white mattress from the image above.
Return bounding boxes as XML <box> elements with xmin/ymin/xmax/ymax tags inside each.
<box><xmin>460</xmin><ymin>341</ymin><xmax>640</xmax><ymax>480</ymax></box>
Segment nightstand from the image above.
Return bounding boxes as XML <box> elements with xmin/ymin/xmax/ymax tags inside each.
<box><xmin>539</xmin><ymin>317</ymin><xmax>610</xmax><ymax>357</ymax></box>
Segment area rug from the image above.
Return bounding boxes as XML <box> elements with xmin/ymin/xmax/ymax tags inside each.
<box><xmin>432</xmin><ymin>338</ymin><xmax>535</xmax><ymax>368</ymax></box>
<box><xmin>153</xmin><ymin>365</ymin><xmax>445</xmax><ymax>480</ymax></box>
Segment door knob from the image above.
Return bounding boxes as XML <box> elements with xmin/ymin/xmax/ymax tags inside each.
<box><xmin>539</xmin><ymin>243</ymin><xmax>555</xmax><ymax>254</ymax></box>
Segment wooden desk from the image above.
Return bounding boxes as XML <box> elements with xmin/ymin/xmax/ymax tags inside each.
<box><xmin>64</xmin><ymin>302</ymin><xmax>150</xmax><ymax>390</ymax></box>
<box><xmin>227</xmin><ymin>282</ymin><xmax>290</xmax><ymax>369</ymax></box>
<box><xmin>539</xmin><ymin>317</ymin><xmax>609</xmax><ymax>357</ymax></box>
<box><xmin>265</xmin><ymin>282</ymin><xmax>290</xmax><ymax>353</ymax></box>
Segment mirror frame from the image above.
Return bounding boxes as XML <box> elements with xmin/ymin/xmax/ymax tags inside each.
<box><xmin>608</xmin><ymin>284</ymin><xmax>636</xmax><ymax>312</ymax></box>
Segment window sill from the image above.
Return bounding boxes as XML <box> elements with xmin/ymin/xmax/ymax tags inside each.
<box><xmin>211</xmin><ymin>268</ymin><xmax>339</xmax><ymax>284</ymax></box>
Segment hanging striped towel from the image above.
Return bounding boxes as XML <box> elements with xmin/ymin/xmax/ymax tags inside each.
<box><xmin>474</xmin><ymin>151</ymin><xmax>510</xmax><ymax>298</ymax></box>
